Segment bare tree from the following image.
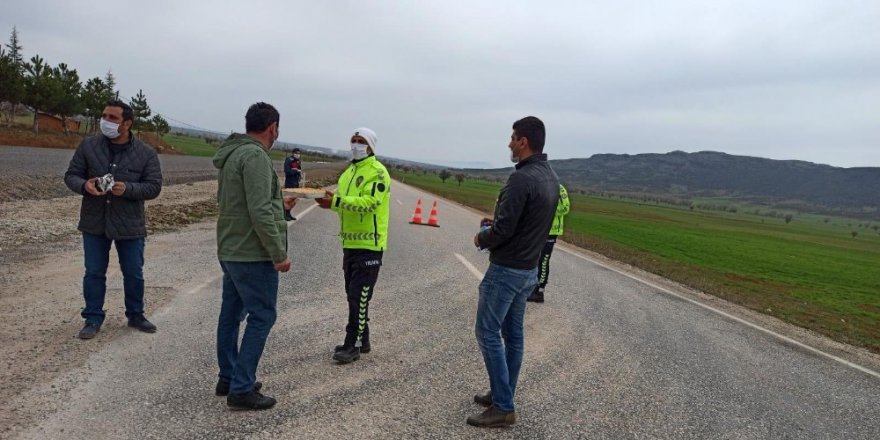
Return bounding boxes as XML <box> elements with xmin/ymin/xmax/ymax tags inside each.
<box><xmin>438</xmin><ymin>169</ymin><xmax>452</xmax><ymax>183</ymax></box>
<box><xmin>455</xmin><ymin>173</ymin><xmax>465</xmax><ymax>186</ymax></box>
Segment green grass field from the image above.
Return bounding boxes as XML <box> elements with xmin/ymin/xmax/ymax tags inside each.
<box><xmin>393</xmin><ymin>170</ymin><xmax>880</xmax><ymax>353</ymax></box>
<box><xmin>163</xmin><ymin>133</ymin><xmax>324</xmax><ymax>162</ymax></box>
<box><xmin>162</xmin><ymin>133</ymin><xmax>219</xmax><ymax>157</ymax></box>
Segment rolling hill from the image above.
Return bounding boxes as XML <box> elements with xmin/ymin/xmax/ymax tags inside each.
<box><xmin>468</xmin><ymin>151</ymin><xmax>880</xmax><ymax>219</ymax></box>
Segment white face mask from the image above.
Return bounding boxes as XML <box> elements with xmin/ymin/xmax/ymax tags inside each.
<box><xmin>351</xmin><ymin>142</ymin><xmax>369</xmax><ymax>160</ymax></box>
<box><xmin>268</xmin><ymin>128</ymin><xmax>278</xmax><ymax>150</ymax></box>
<box><xmin>100</xmin><ymin>119</ymin><xmax>121</xmax><ymax>139</ymax></box>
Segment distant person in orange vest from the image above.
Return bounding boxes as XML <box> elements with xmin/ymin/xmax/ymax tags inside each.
<box><xmin>527</xmin><ymin>184</ymin><xmax>569</xmax><ymax>303</ymax></box>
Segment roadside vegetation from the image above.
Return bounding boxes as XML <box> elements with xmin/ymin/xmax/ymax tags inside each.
<box><xmin>392</xmin><ymin>168</ymin><xmax>880</xmax><ymax>354</ymax></box>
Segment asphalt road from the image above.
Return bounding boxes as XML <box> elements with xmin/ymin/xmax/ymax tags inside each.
<box><xmin>14</xmin><ymin>180</ymin><xmax>880</xmax><ymax>439</ymax></box>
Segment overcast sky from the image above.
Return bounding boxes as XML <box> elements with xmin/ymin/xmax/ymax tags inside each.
<box><xmin>3</xmin><ymin>0</ymin><xmax>878</xmax><ymax>168</ymax></box>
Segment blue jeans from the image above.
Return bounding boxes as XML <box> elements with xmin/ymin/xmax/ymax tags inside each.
<box><xmin>81</xmin><ymin>232</ymin><xmax>145</xmax><ymax>326</ymax></box>
<box><xmin>216</xmin><ymin>261</ymin><xmax>278</xmax><ymax>395</ymax></box>
<box><xmin>475</xmin><ymin>263</ymin><xmax>538</xmax><ymax>413</ymax></box>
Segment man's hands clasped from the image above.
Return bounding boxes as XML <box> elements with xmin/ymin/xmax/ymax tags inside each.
<box><xmin>85</xmin><ymin>177</ymin><xmax>126</xmax><ymax>197</ymax></box>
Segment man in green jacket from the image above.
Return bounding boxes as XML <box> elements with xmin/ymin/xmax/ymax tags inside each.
<box><xmin>527</xmin><ymin>184</ymin><xmax>569</xmax><ymax>303</ymax></box>
<box><xmin>213</xmin><ymin>102</ymin><xmax>295</xmax><ymax>410</ymax></box>
<box><xmin>316</xmin><ymin>127</ymin><xmax>390</xmax><ymax>364</ymax></box>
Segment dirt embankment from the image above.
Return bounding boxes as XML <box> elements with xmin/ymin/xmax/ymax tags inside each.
<box><xmin>0</xmin><ymin>126</ymin><xmax>180</xmax><ymax>154</ymax></box>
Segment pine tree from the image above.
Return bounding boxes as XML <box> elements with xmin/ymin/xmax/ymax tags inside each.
<box><xmin>104</xmin><ymin>69</ymin><xmax>117</xmax><ymax>100</ymax></box>
<box><xmin>1</xmin><ymin>27</ymin><xmax>26</xmax><ymax>126</ymax></box>
<box><xmin>128</xmin><ymin>89</ymin><xmax>152</xmax><ymax>131</ymax></box>
<box><xmin>151</xmin><ymin>114</ymin><xmax>169</xmax><ymax>137</ymax></box>
<box><xmin>5</xmin><ymin>26</ymin><xmax>23</xmax><ymax>67</ymax></box>
<box><xmin>23</xmin><ymin>54</ymin><xmax>61</xmax><ymax>133</ymax></box>
<box><xmin>49</xmin><ymin>63</ymin><xmax>82</xmax><ymax>135</ymax></box>
<box><xmin>81</xmin><ymin>77</ymin><xmax>107</xmax><ymax>133</ymax></box>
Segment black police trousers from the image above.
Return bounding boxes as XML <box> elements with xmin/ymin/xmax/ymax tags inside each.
<box><xmin>342</xmin><ymin>249</ymin><xmax>383</xmax><ymax>348</ymax></box>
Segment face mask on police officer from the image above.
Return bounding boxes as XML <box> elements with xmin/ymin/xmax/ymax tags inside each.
<box><xmin>351</xmin><ymin>142</ymin><xmax>369</xmax><ymax>160</ymax></box>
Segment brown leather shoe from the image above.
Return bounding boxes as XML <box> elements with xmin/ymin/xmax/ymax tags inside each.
<box><xmin>473</xmin><ymin>391</ymin><xmax>492</xmax><ymax>407</ymax></box>
<box><xmin>466</xmin><ymin>406</ymin><xmax>516</xmax><ymax>427</ymax></box>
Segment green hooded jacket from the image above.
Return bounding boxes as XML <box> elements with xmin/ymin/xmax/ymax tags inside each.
<box><xmin>213</xmin><ymin>134</ymin><xmax>288</xmax><ymax>263</ymax></box>
<box><xmin>331</xmin><ymin>155</ymin><xmax>391</xmax><ymax>251</ymax></box>
<box><xmin>550</xmin><ymin>184</ymin><xmax>570</xmax><ymax>236</ymax></box>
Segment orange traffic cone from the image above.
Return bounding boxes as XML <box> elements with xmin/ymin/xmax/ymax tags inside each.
<box><xmin>409</xmin><ymin>198</ymin><xmax>423</xmax><ymax>224</ymax></box>
<box><xmin>426</xmin><ymin>201</ymin><xmax>440</xmax><ymax>227</ymax></box>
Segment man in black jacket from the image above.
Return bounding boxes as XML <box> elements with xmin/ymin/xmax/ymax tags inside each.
<box><xmin>468</xmin><ymin>116</ymin><xmax>559</xmax><ymax>428</ymax></box>
<box><xmin>64</xmin><ymin>100</ymin><xmax>163</xmax><ymax>340</ymax></box>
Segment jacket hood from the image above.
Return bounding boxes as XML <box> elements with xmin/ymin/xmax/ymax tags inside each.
<box><xmin>213</xmin><ymin>134</ymin><xmax>261</xmax><ymax>169</ymax></box>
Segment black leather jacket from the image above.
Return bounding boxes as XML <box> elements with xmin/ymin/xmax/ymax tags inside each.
<box><xmin>477</xmin><ymin>153</ymin><xmax>559</xmax><ymax>269</ymax></box>
<box><xmin>64</xmin><ymin>134</ymin><xmax>163</xmax><ymax>240</ymax></box>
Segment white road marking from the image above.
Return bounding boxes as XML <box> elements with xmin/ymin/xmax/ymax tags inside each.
<box><xmin>396</xmin><ymin>199</ymin><xmax>403</xmax><ymax>206</ymax></box>
<box><xmin>187</xmin><ymin>277</ymin><xmax>219</xmax><ymax>295</ymax></box>
<box><xmin>558</xmin><ymin>246</ymin><xmax>880</xmax><ymax>380</ymax></box>
<box><xmin>454</xmin><ymin>252</ymin><xmax>484</xmax><ymax>280</ymax></box>
<box><xmin>287</xmin><ymin>202</ymin><xmax>319</xmax><ymax>225</ymax></box>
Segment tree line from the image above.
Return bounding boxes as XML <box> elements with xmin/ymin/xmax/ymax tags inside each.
<box><xmin>0</xmin><ymin>26</ymin><xmax>169</xmax><ymax>136</ymax></box>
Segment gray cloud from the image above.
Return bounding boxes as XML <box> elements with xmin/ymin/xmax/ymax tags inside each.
<box><xmin>3</xmin><ymin>0</ymin><xmax>878</xmax><ymax>168</ymax></box>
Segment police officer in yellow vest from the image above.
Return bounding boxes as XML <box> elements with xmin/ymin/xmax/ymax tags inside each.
<box><xmin>316</xmin><ymin>128</ymin><xmax>391</xmax><ymax>363</ymax></box>
<box><xmin>527</xmin><ymin>184</ymin><xmax>569</xmax><ymax>303</ymax></box>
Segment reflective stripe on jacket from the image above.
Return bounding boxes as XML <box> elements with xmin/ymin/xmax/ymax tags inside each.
<box><xmin>331</xmin><ymin>155</ymin><xmax>391</xmax><ymax>251</ymax></box>
<box><xmin>550</xmin><ymin>184</ymin><xmax>569</xmax><ymax>236</ymax></box>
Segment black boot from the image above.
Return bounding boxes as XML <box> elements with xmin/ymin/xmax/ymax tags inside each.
<box><xmin>227</xmin><ymin>390</ymin><xmax>276</xmax><ymax>410</ymax></box>
<box><xmin>527</xmin><ymin>287</ymin><xmax>545</xmax><ymax>303</ymax></box>
<box><xmin>333</xmin><ymin>345</ymin><xmax>360</xmax><ymax>363</ymax></box>
<box><xmin>473</xmin><ymin>391</ymin><xmax>492</xmax><ymax>407</ymax></box>
<box><xmin>360</xmin><ymin>328</ymin><xmax>371</xmax><ymax>354</ymax></box>
<box><xmin>467</xmin><ymin>406</ymin><xmax>516</xmax><ymax>427</ymax></box>
<box><xmin>335</xmin><ymin>340</ymin><xmax>370</xmax><ymax>354</ymax></box>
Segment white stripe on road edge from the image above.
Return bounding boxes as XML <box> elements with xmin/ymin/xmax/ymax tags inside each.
<box><xmin>286</xmin><ymin>202</ymin><xmax>319</xmax><ymax>225</ymax></box>
<box><xmin>559</xmin><ymin>246</ymin><xmax>880</xmax><ymax>380</ymax></box>
<box><xmin>188</xmin><ymin>277</ymin><xmax>218</xmax><ymax>295</ymax></box>
<box><xmin>454</xmin><ymin>253</ymin><xmax>484</xmax><ymax>280</ymax></box>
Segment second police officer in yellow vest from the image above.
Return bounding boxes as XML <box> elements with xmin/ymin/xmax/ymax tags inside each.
<box><xmin>527</xmin><ymin>184</ymin><xmax>569</xmax><ymax>303</ymax></box>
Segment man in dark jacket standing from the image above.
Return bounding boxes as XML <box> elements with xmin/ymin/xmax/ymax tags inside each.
<box><xmin>213</xmin><ymin>102</ymin><xmax>295</xmax><ymax>411</ymax></box>
<box><xmin>468</xmin><ymin>116</ymin><xmax>559</xmax><ymax>427</ymax></box>
<box><xmin>64</xmin><ymin>100</ymin><xmax>163</xmax><ymax>340</ymax></box>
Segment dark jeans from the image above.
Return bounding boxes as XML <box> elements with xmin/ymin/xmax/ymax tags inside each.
<box><xmin>81</xmin><ymin>232</ymin><xmax>145</xmax><ymax>326</ymax></box>
<box><xmin>342</xmin><ymin>249</ymin><xmax>382</xmax><ymax>347</ymax></box>
<box><xmin>475</xmin><ymin>263</ymin><xmax>538</xmax><ymax>413</ymax></box>
<box><xmin>217</xmin><ymin>260</ymin><xmax>278</xmax><ymax>395</ymax></box>
<box><xmin>532</xmin><ymin>236</ymin><xmax>557</xmax><ymax>296</ymax></box>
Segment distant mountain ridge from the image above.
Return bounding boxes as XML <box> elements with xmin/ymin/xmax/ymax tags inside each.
<box><xmin>471</xmin><ymin>151</ymin><xmax>880</xmax><ymax>219</ymax></box>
